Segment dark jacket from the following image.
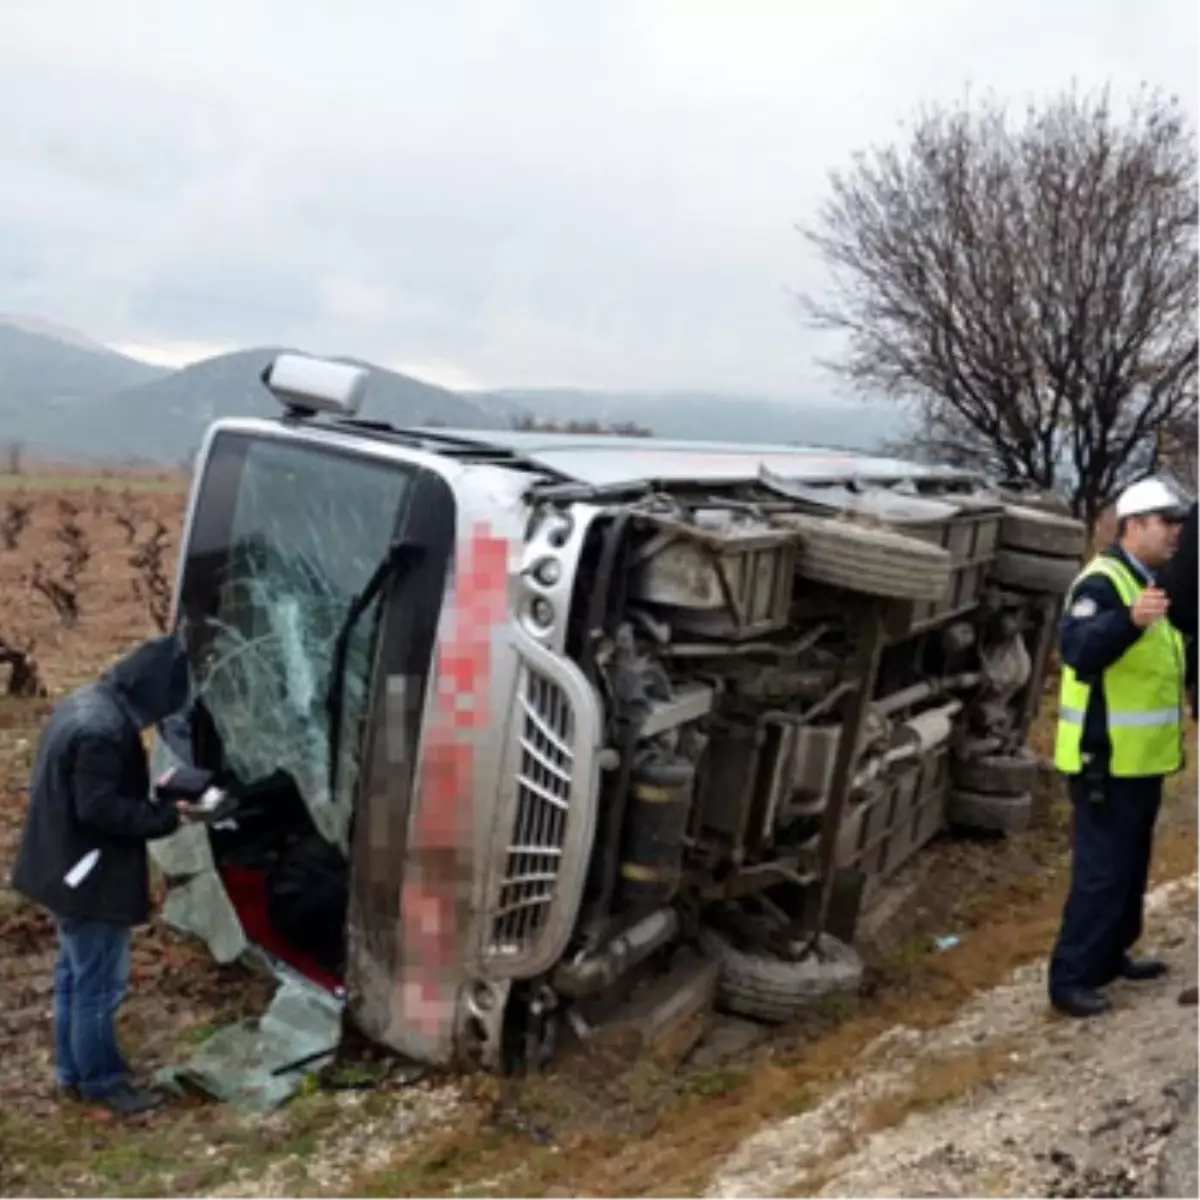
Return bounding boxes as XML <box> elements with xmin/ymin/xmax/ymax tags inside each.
<box><xmin>1156</xmin><ymin>501</ymin><xmax>1200</xmax><ymax>643</ymax></box>
<box><xmin>1060</xmin><ymin>543</ymin><xmax>1159</xmax><ymax>765</ymax></box>
<box><xmin>10</xmin><ymin>635</ymin><xmax>191</xmax><ymax>926</ymax></box>
<box><xmin>1156</xmin><ymin>501</ymin><xmax>1200</xmax><ymax>715</ymax></box>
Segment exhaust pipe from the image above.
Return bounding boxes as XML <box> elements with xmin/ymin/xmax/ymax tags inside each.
<box><xmin>552</xmin><ymin>908</ymin><xmax>680</xmax><ymax>999</ymax></box>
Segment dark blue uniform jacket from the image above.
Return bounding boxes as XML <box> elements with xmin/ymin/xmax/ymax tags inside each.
<box><xmin>1060</xmin><ymin>544</ymin><xmax>1158</xmax><ymax>767</ymax></box>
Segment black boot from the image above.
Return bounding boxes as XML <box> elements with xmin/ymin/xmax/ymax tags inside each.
<box><xmin>91</xmin><ymin>1083</ymin><xmax>165</xmax><ymax>1116</ymax></box>
<box><xmin>1050</xmin><ymin>986</ymin><xmax>1113</xmax><ymax>1018</ymax></box>
<box><xmin>1118</xmin><ymin>956</ymin><xmax>1169</xmax><ymax>981</ymax></box>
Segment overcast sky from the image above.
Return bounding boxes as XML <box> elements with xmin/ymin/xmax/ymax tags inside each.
<box><xmin>0</xmin><ymin>0</ymin><xmax>1195</xmax><ymax>396</ymax></box>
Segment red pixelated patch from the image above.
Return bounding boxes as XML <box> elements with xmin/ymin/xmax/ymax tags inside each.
<box><xmin>395</xmin><ymin>521</ymin><xmax>511</xmax><ymax>1042</ymax></box>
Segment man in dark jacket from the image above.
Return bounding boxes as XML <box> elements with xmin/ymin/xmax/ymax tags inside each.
<box><xmin>10</xmin><ymin>634</ymin><xmax>192</xmax><ymax>1115</ymax></box>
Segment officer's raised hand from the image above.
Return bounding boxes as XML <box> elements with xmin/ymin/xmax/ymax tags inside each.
<box><xmin>1131</xmin><ymin>586</ymin><xmax>1170</xmax><ymax>628</ymax></box>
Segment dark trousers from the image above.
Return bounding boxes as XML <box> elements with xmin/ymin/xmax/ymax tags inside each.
<box><xmin>54</xmin><ymin>917</ymin><xmax>132</xmax><ymax>1099</ymax></box>
<box><xmin>1048</xmin><ymin>774</ymin><xmax>1162</xmax><ymax>994</ymax></box>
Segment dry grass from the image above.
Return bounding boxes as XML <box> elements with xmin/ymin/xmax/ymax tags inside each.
<box><xmin>856</xmin><ymin>1036</ymin><xmax>1022</xmax><ymax>1135</ymax></box>
<box><xmin>781</xmin><ymin>1037</ymin><xmax>1022</xmax><ymax>1196</ymax></box>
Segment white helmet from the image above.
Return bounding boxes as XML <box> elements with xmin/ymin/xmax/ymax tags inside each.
<box><xmin>1115</xmin><ymin>478</ymin><xmax>1189</xmax><ymax>521</ymax></box>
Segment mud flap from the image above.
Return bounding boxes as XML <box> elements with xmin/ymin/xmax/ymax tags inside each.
<box><xmin>156</xmin><ymin>970</ymin><xmax>344</xmax><ymax>1112</ymax></box>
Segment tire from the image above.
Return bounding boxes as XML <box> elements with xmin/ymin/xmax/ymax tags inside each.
<box><xmin>697</xmin><ymin>928</ymin><xmax>864</xmax><ymax>1024</ymax></box>
<box><xmin>999</xmin><ymin>505</ymin><xmax>1086</xmax><ymax>559</ymax></box>
<box><xmin>959</xmin><ymin>734</ymin><xmax>1004</xmax><ymax>759</ymax></box>
<box><xmin>780</xmin><ymin>514</ymin><xmax>952</xmax><ymax>602</ymax></box>
<box><xmin>990</xmin><ymin>548</ymin><xmax>1078</xmax><ymax>595</ymax></box>
<box><xmin>945</xmin><ymin>788</ymin><xmax>1033</xmax><ymax>834</ymax></box>
<box><xmin>998</xmin><ymin>488</ymin><xmax>1072</xmax><ymax>517</ymax></box>
<box><xmin>951</xmin><ymin>748</ymin><xmax>1038</xmax><ymax>795</ymax></box>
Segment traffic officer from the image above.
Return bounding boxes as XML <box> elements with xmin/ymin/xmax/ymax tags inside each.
<box><xmin>1048</xmin><ymin>478</ymin><xmax>1189</xmax><ymax>1018</ymax></box>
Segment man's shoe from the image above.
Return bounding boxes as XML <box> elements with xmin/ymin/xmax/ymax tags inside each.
<box><xmin>92</xmin><ymin>1083</ymin><xmax>165</xmax><ymax>1116</ymax></box>
<box><xmin>1119</xmin><ymin>956</ymin><xmax>1169</xmax><ymax>981</ymax></box>
<box><xmin>1178</xmin><ymin>985</ymin><xmax>1198</xmax><ymax>1006</ymax></box>
<box><xmin>1051</xmin><ymin>986</ymin><xmax>1113</xmax><ymax>1018</ymax></box>
<box><xmin>57</xmin><ymin>1084</ymin><xmax>81</xmax><ymax>1104</ymax></box>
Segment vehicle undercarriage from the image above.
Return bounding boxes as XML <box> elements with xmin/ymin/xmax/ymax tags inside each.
<box><xmin>464</xmin><ymin>473</ymin><xmax>1084</xmax><ymax>1070</ymax></box>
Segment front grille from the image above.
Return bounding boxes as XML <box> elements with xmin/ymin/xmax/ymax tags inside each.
<box><xmin>489</xmin><ymin>667</ymin><xmax>575</xmax><ymax>956</ymax></box>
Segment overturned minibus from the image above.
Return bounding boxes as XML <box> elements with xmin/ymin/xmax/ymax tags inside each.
<box><xmin>148</xmin><ymin>353</ymin><xmax>1085</xmax><ymax>1093</ymax></box>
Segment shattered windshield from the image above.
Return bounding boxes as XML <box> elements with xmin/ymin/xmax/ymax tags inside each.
<box><xmin>180</xmin><ymin>433</ymin><xmax>414</xmax><ymax>853</ymax></box>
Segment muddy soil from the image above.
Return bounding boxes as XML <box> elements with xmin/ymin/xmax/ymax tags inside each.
<box><xmin>709</xmin><ymin>874</ymin><xmax>1199</xmax><ymax>1199</ymax></box>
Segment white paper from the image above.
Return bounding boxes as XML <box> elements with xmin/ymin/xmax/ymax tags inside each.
<box><xmin>197</xmin><ymin>786</ymin><xmax>227</xmax><ymax>812</ymax></box>
<box><xmin>64</xmin><ymin>848</ymin><xmax>100</xmax><ymax>888</ymax></box>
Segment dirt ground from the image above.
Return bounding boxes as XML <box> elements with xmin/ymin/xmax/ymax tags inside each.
<box><xmin>0</xmin><ymin>478</ymin><xmax>1196</xmax><ymax>1198</ymax></box>
<box><xmin>709</xmin><ymin>873</ymin><xmax>1199</xmax><ymax>1199</ymax></box>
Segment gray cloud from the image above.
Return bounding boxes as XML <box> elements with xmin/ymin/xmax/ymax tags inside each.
<box><xmin>1</xmin><ymin>0</ymin><xmax>1195</xmax><ymax>393</ymax></box>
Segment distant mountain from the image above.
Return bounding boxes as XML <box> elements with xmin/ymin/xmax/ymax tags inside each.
<box><xmin>471</xmin><ymin>388</ymin><xmax>911</xmax><ymax>453</ymax></box>
<box><xmin>66</xmin><ymin>346</ymin><xmax>505</xmax><ymax>461</ymax></box>
<box><xmin>0</xmin><ymin>323</ymin><xmax>503</xmax><ymax>462</ymax></box>
<box><xmin>0</xmin><ymin>316</ymin><xmax>912</xmax><ymax>464</ymax></box>
<box><xmin>0</xmin><ymin>322</ymin><xmax>170</xmax><ymax>429</ymax></box>
<box><xmin>0</xmin><ymin>314</ymin><xmax>118</xmax><ymax>356</ymax></box>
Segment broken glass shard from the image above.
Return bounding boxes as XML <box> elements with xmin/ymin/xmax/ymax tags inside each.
<box><xmin>156</xmin><ymin>972</ymin><xmax>344</xmax><ymax>1112</ymax></box>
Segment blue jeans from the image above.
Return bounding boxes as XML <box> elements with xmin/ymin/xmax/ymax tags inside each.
<box><xmin>54</xmin><ymin>918</ymin><xmax>132</xmax><ymax>1099</ymax></box>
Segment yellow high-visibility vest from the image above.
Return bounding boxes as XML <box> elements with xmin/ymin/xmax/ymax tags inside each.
<box><xmin>1054</xmin><ymin>554</ymin><xmax>1186</xmax><ymax>777</ymax></box>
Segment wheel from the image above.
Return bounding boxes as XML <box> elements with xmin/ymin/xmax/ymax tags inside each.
<box><xmin>778</xmin><ymin>514</ymin><xmax>952</xmax><ymax>602</ymax></box>
<box><xmin>999</xmin><ymin>505</ymin><xmax>1086</xmax><ymax>559</ymax></box>
<box><xmin>951</xmin><ymin>748</ymin><xmax>1038</xmax><ymax>795</ymax></box>
<box><xmin>945</xmin><ymin>788</ymin><xmax>1033</xmax><ymax>834</ymax></box>
<box><xmin>990</xmin><ymin>548</ymin><xmax>1078</xmax><ymax>595</ymax></box>
<box><xmin>697</xmin><ymin>928</ymin><xmax>864</xmax><ymax>1024</ymax></box>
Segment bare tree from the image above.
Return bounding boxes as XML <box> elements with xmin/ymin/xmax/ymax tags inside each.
<box><xmin>801</xmin><ymin>85</ymin><xmax>1198</xmax><ymax>526</ymax></box>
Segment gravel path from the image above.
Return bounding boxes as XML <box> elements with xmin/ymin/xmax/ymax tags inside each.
<box><xmin>708</xmin><ymin>874</ymin><xmax>1199</xmax><ymax>1199</ymax></box>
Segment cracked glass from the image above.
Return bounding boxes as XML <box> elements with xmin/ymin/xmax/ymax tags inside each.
<box><xmin>185</xmin><ymin>435</ymin><xmax>413</xmax><ymax>853</ymax></box>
